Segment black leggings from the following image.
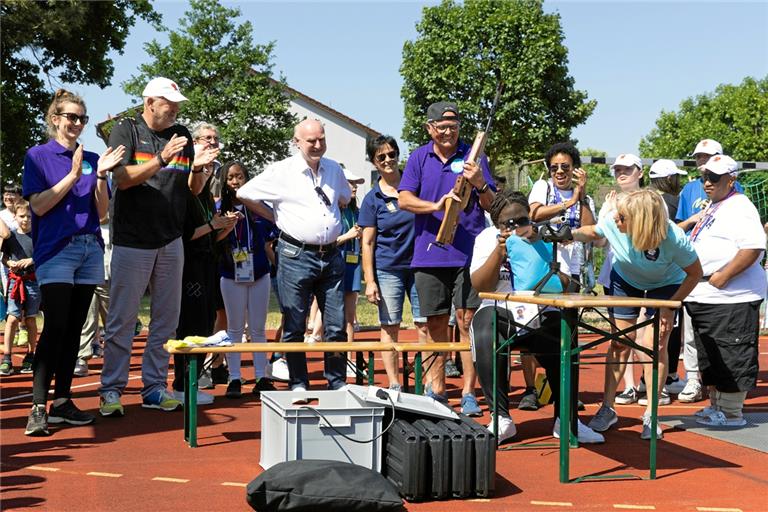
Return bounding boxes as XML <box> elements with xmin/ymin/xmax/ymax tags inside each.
<box><xmin>32</xmin><ymin>283</ymin><xmax>95</xmax><ymax>405</ymax></box>
<box><xmin>472</xmin><ymin>307</ymin><xmax>579</xmax><ymax>424</ymax></box>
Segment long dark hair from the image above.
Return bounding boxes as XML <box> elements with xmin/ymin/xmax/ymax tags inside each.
<box><xmin>219</xmin><ymin>161</ymin><xmax>251</xmax><ymax>214</ymax></box>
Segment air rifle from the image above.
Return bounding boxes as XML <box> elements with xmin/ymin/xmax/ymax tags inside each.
<box><xmin>435</xmin><ymin>80</ymin><xmax>504</xmax><ymax>247</ymax></box>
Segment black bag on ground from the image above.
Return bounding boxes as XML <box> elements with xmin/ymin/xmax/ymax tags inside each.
<box><xmin>246</xmin><ymin>459</ymin><xmax>404</xmax><ymax>512</ymax></box>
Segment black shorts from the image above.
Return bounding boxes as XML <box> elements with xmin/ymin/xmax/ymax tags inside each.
<box><xmin>414</xmin><ymin>267</ymin><xmax>480</xmax><ymax>317</ymax></box>
<box><xmin>685</xmin><ymin>300</ymin><xmax>761</xmax><ymax>392</ymax></box>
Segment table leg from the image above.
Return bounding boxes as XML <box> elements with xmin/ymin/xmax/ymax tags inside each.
<box><xmin>184</xmin><ymin>355</ymin><xmax>190</xmax><ymax>445</ymax></box>
<box><xmin>188</xmin><ymin>356</ymin><xmax>198</xmax><ymax>448</ymax></box>
<box><xmin>355</xmin><ymin>351</ymin><xmax>364</xmax><ymax>385</ymax></box>
<box><xmin>368</xmin><ymin>351</ymin><xmax>375</xmax><ymax>386</ymax></box>
<box><xmin>650</xmin><ymin>313</ymin><xmax>660</xmax><ymax>479</ymax></box>
<box><xmin>559</xmin><ymin>310</ymin><xmax>572</xmax><ymax>483</ymax></box>
<box><xmin>402</xmin><ymin>352</ymin><xmax>410</xmax><ymax>393</ymax></box>
<box><xmin>415</xmin><ymin>352</ymin><xmax>423</xmax><ymax>395</ymax></box>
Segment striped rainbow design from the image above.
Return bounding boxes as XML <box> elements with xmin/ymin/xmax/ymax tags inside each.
<box><xmin>134</xmin><ymin>151</ymin><xmax>191</xmax><ymax>173</ymax></box>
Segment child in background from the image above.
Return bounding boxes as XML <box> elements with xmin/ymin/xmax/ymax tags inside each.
<box><xmin>0</xmin><ymin>201</ymin><xmax>39</xmax><ymax>376</ymax></box>
<box><xmin>218</xmin><ymin>161</ymin><xmax>276</xmax><ymax>398</ymax></box>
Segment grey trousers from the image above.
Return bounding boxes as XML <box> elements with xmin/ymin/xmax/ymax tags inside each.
<box><xmin>78</xmin><ymin>281</ymin><xmax>110</xmax><ymax>359</ymax></box>
<box><xmin>99</xmin><ymin>238</ymin><xmax>183</xmax><ymax>398</ymax></box>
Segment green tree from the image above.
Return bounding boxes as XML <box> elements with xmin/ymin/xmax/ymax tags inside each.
<box><xmin>400</xmin><ymin>0</ymin><xmax>596</xmax><ymax>165</ymax></box>
<box><xmin>122</xmin><ymin>0</ymin><xmax>295</xmax><ymax>172</ymax></box>
<box><xmin>0</xmin><ymin>0</ymin><xmax>160</xmax><ymax>184</ymax></box>
<box><xmin>639</xmin><ymin>76</ymin><xmax>768</xmax><ymax>161</ymax></box>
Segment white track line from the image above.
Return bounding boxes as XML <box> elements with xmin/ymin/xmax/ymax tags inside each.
<box><xmin>87</xmin><ymin>472</ymin><xmax>123</xmax><ymax>478</ymax></box>
<box><xmin>152</xmin><ymin>477</ymin><xmax>189</xmax><ymax>483</ymax></box>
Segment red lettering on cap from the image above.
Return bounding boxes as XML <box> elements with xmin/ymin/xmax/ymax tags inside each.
<box><xmin>713</xmin><ymin>156</ymin><xmax>721</xmax><ymax>161</ymax></box>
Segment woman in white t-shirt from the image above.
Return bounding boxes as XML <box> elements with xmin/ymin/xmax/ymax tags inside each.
<box><xmin>528</xmin><ymin>142</ymin><xmax>596</xmax><ymax>288</ymax></box>
<box><xmin>684</xmin><ymin>155</ymin><xmax>766</xmax><ymax>427</ymax></box>
<box><xmin>469</xmin><ymin>189</ymin><xmax>604</xmax><ymax>445</ymax></box>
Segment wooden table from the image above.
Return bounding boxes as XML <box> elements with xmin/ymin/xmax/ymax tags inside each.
<box><xmin>479</xmin><ymin>292</ymin><xmax>681</xmax><ymax>483</ymax></box>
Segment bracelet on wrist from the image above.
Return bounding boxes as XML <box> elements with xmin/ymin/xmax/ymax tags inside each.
<box><xmin>97</xmin><ymin>175</ymin><xmax>108</xmax><ymax>180</ymax></box>
<box><xmin>208</xmin><ymin>221</ymin><xmax>215</xmax><ymax>232</ymax></box>
<box><xmin>477</xmin><ymin>183</ymin><xmax>490</xmax><ymax>194</ymax></box>
<box><xmin>192</xmin><ymin>168</ymin><xmax>204</xmax><ymax>174</ymax></box>
<box><xmin>156</xmin><ymin>153</ymin><xmax>168</xmax><ymax>168</ymax></box>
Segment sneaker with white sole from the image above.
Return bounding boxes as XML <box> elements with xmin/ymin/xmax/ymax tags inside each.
<box><xmin>268</xmin><ymin>358</ymin><xmax>290</xmax><ymax>382</ymax></box>
<box><xmin>695</xmin><ymin>410</ymin><xmax>746</xmax><ymax>427</ymax></box>
<box><xmin>25</xmin><ymin>404</ymin><xmax>50</xmax><ymax>436</ymax></box>
<box><xmin>615</xmin><ymin>387</ymin><xmax>639</xmax><ymax>405</ymax></box>
<box><xmin>553</xmin><ymin>418</ymin><xmax>605</xmax><ymax>444</ymax></box>
<box><xmin>640</xmin><ymin>414</ymin><xmax>663</xmax><ymax>440</ymax></box>
<box><xmin>460</xmin><ymin>394</ymin><xmax>482</xmax><ymax>416</ymax></box>
<box><xmin>100</xmin><ymin>391</ymin><xmax>124</xmax><ymax>417</ymax></box>
<box><xmin>142</xmin><ymin>389</ymin><xmax>182</xmax><ymax>411</ymax></box>
<box><xmin>677</xmin><ymin>379</ymin><xmax>703</xmax><ymax>403</ymax></box>
<box><xmin>694</xmin><ymin>405</ymin><xmax>718</xmax><ymax>418</ymax></box>
<box><xmin>48</xmin><ymin>399</ymin><xmax>95</xmax><ymax>426</ymax></box>
<box><xmin>73</xmin><ymin>358</ymin><xmax>89</xmax><ymax>377</ymax></box>
<box><xmin>664</xmin><ymin>375</ymin><xmax>686</xmax><ymax>395</ymax></box>
<box><xmin>487</xmin><ymin>414</ymin><xmax>517</xmax><ymax>445</ymax></box>
<box><xmin>638</xmin><ymin>390</ymin><xmax>671</xmax><ymax>406</ymax></box>
<box><xmin>517</xmin><ymin>390</ymin><xmax>539</xmax><ymax>411</ymax></box>
<box><xmin>172</xmin><ymin>389</ymin><xmax>214</xmax><ymax>405</ymax></box>
<box><xmin>588</xmin><ymin>404</ymin><xmax>618</xmax><ymax>432</ymax></box>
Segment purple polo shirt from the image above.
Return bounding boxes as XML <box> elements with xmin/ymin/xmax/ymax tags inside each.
<box><xmin>399</xmin><ymin>140</ymin><xmax>494</xmax><ymax>268</ymax></box>
<box><xmin>22</xmin><ymin>140</ymin><xmax>105</xmax><ymax>268</ymax></box>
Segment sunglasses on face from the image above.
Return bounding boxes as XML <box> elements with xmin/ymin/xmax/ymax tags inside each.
<box><xmin>375</xmin><ymin>151</ymin><xmax>398</xmax><ymax>163</ymax></box>
<box><xmin>701</xmin><ymin>171</ymin><xmax>723</xmax><ymax>184</ymax></box>
<box><xmin>617</xmin><ymin>213</ymin><xmax>627</xmax><ymax>223</ymax></box>
<box><xmin>549</xmin><ymin>162</ymin><xmax>571</xmax><ymax>173</ymax></box>
<box><xmin>503</xmin><ymin>216</ymin><xmax>531</xmax><ymax>230</ymax></box>
<box><xmin>57</xmin><ymin>112</ymin><xmax>89</xmax><ymax>125</ymax></box>
<box><xmin>315</xmin><ymin>186</ymin><xmax>331</xmax><ymax>206</ymax></box>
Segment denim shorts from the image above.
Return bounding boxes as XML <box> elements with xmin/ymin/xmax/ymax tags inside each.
<box><xmin>609</xmin><ymin>269</ymin><xmax>678</xmax><ymax>319</ymax></box>
<box><xmin>6</xmin><ymin>278</ymin><xmax>41</xmax><ymax>317</ymax></box>
<box><xmin>376</xmin><ymin>268</ymin><xmax>426</xmax><ymax>325</ymax></box>
<box><xmin>35</xmin><ymin>234</ymin><xmax>105</xmax><ymax>286</ymax></box>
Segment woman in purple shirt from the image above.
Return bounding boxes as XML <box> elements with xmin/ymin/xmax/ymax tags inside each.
<box><xmin>22</xmin><ymin>89</ymin><xmax>124</xmax><ymax>436</ymax></box>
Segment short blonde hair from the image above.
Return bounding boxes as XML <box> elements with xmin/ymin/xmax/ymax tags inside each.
<box><xmin>617</xmin><ymin>189</ymin><xmax>668</xmax><ymax>251</ymax></box>
<box><xmin>45</xmin><ymin>89</ymin><xmax>87</xmax><ymax>139</ymax></box>
<box><xmin>12</xmin><ymin>199</ymin><xmax>30</xmax><ymax>216</ymax></box>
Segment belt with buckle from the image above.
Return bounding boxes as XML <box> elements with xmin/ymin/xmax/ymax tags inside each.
<box><xmin>279</xmin><ymin>232</ymin><xmax>337</xmax><ymax>253</ymax></box>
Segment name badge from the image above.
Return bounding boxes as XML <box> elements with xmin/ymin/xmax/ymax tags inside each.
<box><xmin>510</xmin><ymin>302</ymin><xmax>541</xmax><ymax>332</ymax></box>
<box><xmin>450</xmin><ymin>158</ymin><xmax>465</xmax><ymax>174</ymax></box>
<box><xmin>386</xmin><ymin>201</ymin><xmax>397</xmax><ymax>213</ymax></box>
<box><xmin>233</xmin><ymin>249</ymin><xmax>255</xmax><ymax>282</ymax></box>
<box><xmin>345</xmin><ymin>253</ymin><xmax>359</xmax><ymax>264</ymax></box>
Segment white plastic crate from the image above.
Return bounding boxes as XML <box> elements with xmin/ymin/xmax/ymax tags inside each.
<box><xmin>260</xmin><ymin>389</ymin><xmax>385</xmax><ymax>471</ymax></box>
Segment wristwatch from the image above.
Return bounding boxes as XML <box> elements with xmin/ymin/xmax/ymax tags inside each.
<box><xmin>156</xmin><ymin>152</ymin><xmax>168</xmax><ymax>168</ymax></box>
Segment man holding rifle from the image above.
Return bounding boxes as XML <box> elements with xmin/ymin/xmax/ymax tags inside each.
<box><xmin>399</xmin><ymin>101</ymin><xmax>495</xmax><ymax>414</ymax></box>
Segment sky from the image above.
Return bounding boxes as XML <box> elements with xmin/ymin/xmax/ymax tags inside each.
<box><xmin>75</xmin><ymin>0</ymin><xmax>768</xmax><ymax>162</ymax></box>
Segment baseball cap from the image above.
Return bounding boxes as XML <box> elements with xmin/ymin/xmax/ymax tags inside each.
<box><xmin>702</xmin><ymin>155</ymin><xmax>738</xmax><ymax>175</ymax></box>
<box><xmin>142</xmin><ymin>77</ymin><xmax>188</xmax><ymax>102</ymax></box>
<box><xmin>426</xmin><ymin>101</ymin><xmax>459</xmax><ymax>122</ymax></box>
<box><xmin>691</xmin><ymin>139</ymin><xmax>723</xmax><ymax>157</ymax></box>
<box><xmin>609</xmin><ymin>153</ymin><xmax>643</xmax><ymax>176</ymax></box>
<box><xmin>342</xmin><ymin>166</ymin><xmax>365</xmax><ymax>184</ymax></box>
<box><xmin>649</xmin><ymin>159</ymin><xmax>687</xmax><ymax>178</ymax></box>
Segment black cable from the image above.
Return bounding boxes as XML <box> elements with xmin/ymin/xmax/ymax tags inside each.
<box><xmin>298</xmin><ymin>389</ymin><xmax>396</xmax><ymax>444</ymax></box>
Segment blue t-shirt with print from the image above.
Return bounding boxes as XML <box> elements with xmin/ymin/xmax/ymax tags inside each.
<box><xmin>595</xmin><ymin>216</ymin><xmax>698</xmax><ymax>290</ymax></box>
<box><xmin>506</xmin><ymin>235</ymin><xmax>563</xmax><ymax>293</ymax></box>
<box><xmin>357</xmin><ymin>181</ymin><xmax>415</xmax><ymax>271</ymax></box>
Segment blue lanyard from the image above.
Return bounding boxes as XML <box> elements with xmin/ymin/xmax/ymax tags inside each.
<box><xmin>551</xmin><ymin>180</ymin><xmax>580</xmax><ymax>227</ymax></box>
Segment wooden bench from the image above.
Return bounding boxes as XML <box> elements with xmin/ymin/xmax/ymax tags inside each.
<box><xmin>165</xmin><ymin>340</ymin><xmax>471</xmax><ymax>447</ymax></box>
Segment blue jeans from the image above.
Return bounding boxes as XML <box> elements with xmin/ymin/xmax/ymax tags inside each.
<box><xmin>375</xmin><ymin>268</ymin><xmax>426</xmax><ymax>325</ymax></box>
<box><xmin>35</xmin><ymin>234</ymin><xmax>104</xmax><ymax>286</ymax></box>
<box><xmin>276</xmin><ymin>239</ymin><xmax>347</xmax><ymax>390</ymax></box>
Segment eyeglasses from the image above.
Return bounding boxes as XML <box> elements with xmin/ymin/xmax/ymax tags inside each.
<box><xmin>503</xmin><ymin>216</ymin><xmax>531</xmax><ymax>229</ymax></box>
<box><xmin>549</xmin><ymin>163</ymin><xmax>571</xmax><ymax>173</ymax></box>
<box><xmin>56</xmin><ymin>112</ymin><xmax>89</xmax><ymax>125</ymax></box>
<box><xmin>701</xmin><ymin>171</ymin><xmax>723</xmax><ymax>184</ymax></box>
<box><xmin>430</xmin><ymin>122</ymin><xmax>460</xmax><ymax>134</ymax></box>
<box><xmin>315</xmin><ymin>186</ymin><xmax>331</xmax><ymax>206</ymax></box>
<box><xmin>375</xmin><ymin>151</ymin><xmax>398</xmax><ymax>163</ymax></box>
<box><xmin>197</xmin><ymin>135</ymin><xmax>219</xmax><ymax>143</ymax></box>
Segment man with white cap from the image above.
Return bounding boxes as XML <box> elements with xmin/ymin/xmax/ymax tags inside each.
<box><xmin>674</xmin><ymin>140</ymin><xmax>743</xmax><ymax>403</ymax></box>
<box><xmin>99</xmin><ymin>77</ymin><xmax>219</xmax><ymax>416</ymax></box>
<box><xmin>684</xmin><ymin>155</ymin><xmax>765</xmax><ymax>427</ymax></box>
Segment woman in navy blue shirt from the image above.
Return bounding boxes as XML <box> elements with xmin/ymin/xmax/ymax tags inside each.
<box><xmin>359</xmin><ymin>136</ymin><xmax>428</xmax><ymax>390</ymax></box>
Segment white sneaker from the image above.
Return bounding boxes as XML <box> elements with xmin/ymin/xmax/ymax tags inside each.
<box><xmin>172</xmin><ymin>389</ymin><xmax>214</xmax><ymax>405</ymax></box>
<box><xmin>487</xmin><ymin>415</ymin><xmax>517</xmax><ymax>444</ymax></box>
<box><xmin>664</xmin><ymin>375</ymin><xmax>686</xmax><ymax>395</ymax></box>
<box><xmin>269</xmin><ymin>358</ymin><xmax>290</xmax><ymax>381</ymax></box>
<box><xmin>678</xmin><ymin>379</ymin><xmax>703</xmax><ymax>403</ymax></box>
<box><xmin>553</xmin><ymin>418</ymin><xmax>605</xmax><ymax>444</ymax></box>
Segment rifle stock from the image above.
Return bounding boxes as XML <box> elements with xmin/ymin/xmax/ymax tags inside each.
<box><xmin>435</xmin><ymin>131</ymin><xmax>487</xmax><ymax>246</ymax></box>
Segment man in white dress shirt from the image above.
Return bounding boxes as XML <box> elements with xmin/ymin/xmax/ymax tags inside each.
<box><xmin>237</xmin><ymin>119</ymin><xmax>351</xmax><ymax>391</ymax></box>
